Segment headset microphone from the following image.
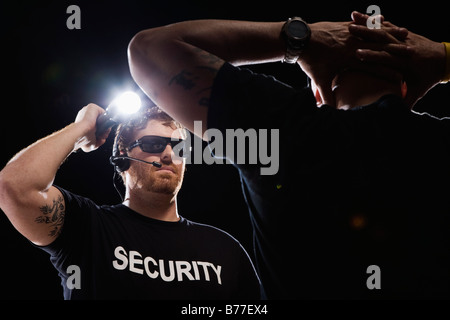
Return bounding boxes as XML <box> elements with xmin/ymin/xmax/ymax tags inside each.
<box><xmin>110</xmin><ymin>156</ymin><xmax>162</xmax><ymax>169</ymax></box>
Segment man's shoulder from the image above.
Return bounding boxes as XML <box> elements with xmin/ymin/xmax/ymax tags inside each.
<box><xmin>53</xmin><ymin>185</ymin><xmax>100</xmax><ymax>207</ymax></box>
<box><xmin>183</xmin><ymin>218</ymin><xmax>242</xmax><ymax>246</ymax></box>
<box><xmin>53</xmin><ymin>185</ymin><xmax>123</xmax><ymax>221</ymax></box>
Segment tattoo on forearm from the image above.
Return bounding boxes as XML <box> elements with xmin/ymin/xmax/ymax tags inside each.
<box><xmin>36</xmin><ymin>195</ymin><xmax>65</xmax><ymax>238</ymax></box>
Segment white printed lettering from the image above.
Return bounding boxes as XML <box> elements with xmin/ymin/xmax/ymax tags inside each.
<box><xmin>112</xmin><ymin>246</ymin><xmax>223</xmax><ymax>285</ymax></box>
<box><xmin>143</xmin><ymin>256</ymin><xmax>159</xmax><ymax>279</ymax></box>
<box><xmin>129</xmin><ymin>250</ymin><xmax>143</xmax><ymax>274</ymax></box>
<box><xmin>112</xmin><ymin>246</ymin><xmax>128</xmax><ymax>270</ymax></box>
<box><xmin>176</xmin><ymin>261</ymin><xmax>195</xmax><ymax>281</ymax></box>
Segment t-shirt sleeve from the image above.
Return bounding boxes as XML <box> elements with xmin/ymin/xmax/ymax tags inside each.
<box><xmin>207</xmin><ymin>62</ymin><xmax>317</xmax><ymax>133</ymax></box>
<box><xmin>36</xmin><ymin>186</ymin><xmax>95</xmax><ymax>258</ymax></box>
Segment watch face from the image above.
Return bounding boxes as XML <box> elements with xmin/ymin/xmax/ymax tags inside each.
<box><xmin>287</xmin><ymin>20</ymin><xmax>308</xmax><ymax>40</ymax></box>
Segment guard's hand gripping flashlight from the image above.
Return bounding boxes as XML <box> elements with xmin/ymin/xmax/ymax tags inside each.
<box><xmin>95</xmin><ymin>91</ymin><xmax>142</xmax><ymax>137</ymax></box>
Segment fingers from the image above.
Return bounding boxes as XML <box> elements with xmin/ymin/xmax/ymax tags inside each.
<box><xmin>356</xmin><ymin>43</ymin><xmax>411</xmax><ymax>57</ymax></box>
<box><xmin>79</xmin><ymin>125</ymin><xmax>111</xmax><ymax>153</ymax></box>
<box><xmin>315</xmin><ymin>76</ymin><xmax>336</xmax><ymax>107</ymax></box>
<box><xmin>386</xmin><ymin>25</ymin><xmax>408</xmax><ymax>40</ymax></box>
<box><xmin>97</xmin><ymin>127</ymin><xmax>112</xmax><ymax>142</ymax></box>
<box><xmin>351</xmin><ymin>11</ymin><xmax>384</xmax><ymax>26</ymax></box>
<box><xmin>74</xmin><ymin>103</ymin><xmax>109</xmax><ymax>153</ymax></box>
<box><xmin>381</xmin><ymin>20</ymin><xmax>408</xmax><ymax>40</ymax></box>
<box><xmin>94</xmin><ymin>127</ymin><xmax>112</xmax><ymax>149</ymax></box>
<box><xmin>351</xmin><ymin>11</ymin><xmax>369</xmax><ymax>25</ymax></box>
<box><xmin>351</xmin><ymin>10</ymin><xmax>408</xmax><ymax>45</ymax></box>
<box><xmin>349</xmin><ymin>13</ymin><xmax>411</xmax><ymax>75</ymax></box>
<box><xmin>349</xmin><ymin>23</ymin><xmax>408</xmax><ymax>43</ymax></box>
<box><xmin>356</xmin><ymin>48</ymin><xmax>409</xmax><ymax>68</ymax></box>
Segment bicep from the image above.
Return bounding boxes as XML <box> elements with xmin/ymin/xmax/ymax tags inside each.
<box><xmin>2</xmin><ymin>185</ymin><xmax>65</xmax><ymax>246</ymax></box>
<box><xmin>128</xmin><ymin>28</ymin><xmax>225</xmax><ymax>137</ymax></box>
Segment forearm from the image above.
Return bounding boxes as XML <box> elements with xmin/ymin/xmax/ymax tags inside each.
<box><xmin>0</xmin><ymin>121</ymin><xmax>90</xmax><ymax>195</ymax></box>
<box><xmin>138</xmin><ymin>19</ymin><xmax>286</xmax><ymax>65</ymax></box>
<box><xmin>128</xmin><ymin>17</ymin><xmax>376</xmax><ymax>129</ymax></box>
<box><xmin>128</xmin><ymin>20</ymin><xmax>285</xmax><ymax>134</ymax></box>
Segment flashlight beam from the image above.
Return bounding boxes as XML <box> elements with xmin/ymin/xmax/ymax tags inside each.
<box><xmin>95</xmin><ymin>91</ymin><xmax>142</xmax><ymax>138</ymax></box>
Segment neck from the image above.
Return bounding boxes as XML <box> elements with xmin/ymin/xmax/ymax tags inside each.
<box><xmin>123</xmin><ymin>188</ymin><xmax>180</xmax><ymax>222</ymax></box>
<box><xmin>333</xmin><ymin>71</ymin><xmax>403</xmax><ymax>110</ymax></box>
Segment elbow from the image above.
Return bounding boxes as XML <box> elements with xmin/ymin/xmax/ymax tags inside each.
<box><xmin>128</xmin><ymin>29</ymin><xmax>157</xmax><ymax>65</ymax></box>
<box><xmin>0</xmin><ymin>169</ymin><xmax>31</xmax><ymax>209</ymax></box>
<box><xmin>127</xmin><ymin>29</ymin><xmax>156</xmax><ymax>82</ymax></box>
<box><xmin>128</xmin><ymin>30</ymin><xmax>145</xmax><ymax>57</ymax></box>
<box><xmin>128</xmin><ymin>26</ymin><xmax>182</xmax><ymax>68</ymax></box>
<box><xmin>0</xmin><ymin>171</ymin><xmax>15</xmax><ymax>210</ymax></box>
<box><xmin>128</xmin><ymin>27</ymin><xmax>181</xmax><ymax>90</ymax></box>
<box><xmin>128</xmin><ymin>25</ymin><xmax>178</xmax><ymax>54</ymax></box>
<box><xmin>0</xmin><ymin>170</ymin><xmax>9</xmax><ymax>199</ymax></box>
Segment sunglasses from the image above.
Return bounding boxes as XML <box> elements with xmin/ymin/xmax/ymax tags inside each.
<box><xmin>128</xmin><ymin>135</ymin><xmax>187</xmax><ymax>156</ymax></box>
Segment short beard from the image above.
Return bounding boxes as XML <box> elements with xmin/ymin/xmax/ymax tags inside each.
<box><xmin>127</xmin><ymin>162</ymin><xmax>184</xmax><ymax>196</ymax></box>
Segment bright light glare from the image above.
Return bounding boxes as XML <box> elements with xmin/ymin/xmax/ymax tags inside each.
<box><xmin>113</xmin><ymin>91</ymin><xmax>141</xmax><ymax>115</ymax></box>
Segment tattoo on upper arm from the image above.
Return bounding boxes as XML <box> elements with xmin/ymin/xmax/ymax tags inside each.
<box><xmin>168</xmin><ymin>49</ymin><xmax>223</xmax><ymax>108</ymax></box>
<box><xmin>169</xmin><ymin>66</ymin><xmax>219</xmax><ymax>108</ymax></box>
<box><xmin>168</xmin><ymin>70</ymin><xmax>198</xmax><ymax>90</ymax></box>
<box><xmin>35</xmin><ymin>195</ymin><xmax>65</xmax><ymax>238</ymax></box>
<box><xmin>193</xmin><ymin>48</ymin><xmax>223</xmax><ymax>65</ymax></box>
<box><xmin>168</xmin><ymin>66</ymin><xmax>218</xmax><ymax>90</ymax></box>
<box><xmin>197</xmin><ymin>85</ymin><xmax>213</xmax><ymax>107</ymax></box>
<box><xmin>198</xmin><ymin>96</ymin><xmax>211</xmax><ymax>107</ymax></box>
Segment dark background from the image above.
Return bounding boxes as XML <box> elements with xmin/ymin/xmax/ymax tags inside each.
<box><xmin>1</xmin><ymin>0</ymin><xmax>449</xmax><ymax>300</ymax></box>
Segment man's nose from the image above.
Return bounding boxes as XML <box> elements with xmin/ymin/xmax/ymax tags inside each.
<box><xmin>159</xmin><ymin>144</ymin><xmax>173</xmax><ymax>163</ymax></box>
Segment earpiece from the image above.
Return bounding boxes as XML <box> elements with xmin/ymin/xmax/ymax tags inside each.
<box><xmin>110</xmin><ymin>149</ymin><xmax>131</xmax><ymax>173</ymax></box>
<box><xmin>110</xmin><ymin>129</ymin><xmax>162</xmax><ymax>173</ymax></box>
<box><xmin>110</xmin><ymin>126</ymin><xmax>131</xmax><ymax>173</ymax></box>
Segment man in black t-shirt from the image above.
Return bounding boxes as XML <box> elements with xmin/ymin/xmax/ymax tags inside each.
<box><xmin>208</xmin><ymin>63</ymin><xmax>450</xmax><ymax>299</ymax></box>
<box><xmin>127</xmin><ymin>12</ymin><xmax>450</xmax><ymax>299</ymax></box>
<box><xmin>0</xmin><ymin>106</ymin><xmax>262</xmax><ymax>299</ymax></box>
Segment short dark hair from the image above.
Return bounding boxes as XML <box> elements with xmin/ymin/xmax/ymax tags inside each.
<box><xmin>114</xmin><ymin>105</ymin><xmax>186</xmax><ymax>157</ymax></box>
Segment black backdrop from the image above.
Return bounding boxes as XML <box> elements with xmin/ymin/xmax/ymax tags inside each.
<box><xmin>1</xmin><ymin>0</ymin><xmax>450</xmax><ymax>301</ymax></box>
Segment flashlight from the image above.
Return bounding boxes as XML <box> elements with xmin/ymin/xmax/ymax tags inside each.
<box><xmin>96</xmin><ymin>91</ymin><xmax>142</xmax><ymax>137</ymax></box>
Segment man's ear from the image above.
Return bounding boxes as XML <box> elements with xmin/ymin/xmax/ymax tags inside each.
<box><xmin>308</xmin><ymin>78</ymin><xmax>324</xmax><ymax>107</ymax></box>
<box><xmin>314</xmin><ymin>88</ymin><xmax>323</xmax><ymax>106</ymax></box>
<box><xmin>308</xmin><ymin>78</ymin><xmax>323</xmax><ymax>106</ymax></box>
<box><xmin>401</xmin><ymin>81</ymin><xmax>408</xmax><ymax>99</ymax></box>
<box><xmin>310</xmin><ymin>79</ymin><xmax>323</xmax><ymax>106</ymax></box>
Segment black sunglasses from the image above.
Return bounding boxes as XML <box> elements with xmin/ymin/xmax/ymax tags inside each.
<box><xmin>128</xmin><ymin>135</ymin><xmax>186</xmax><ymax>156</ymax></box>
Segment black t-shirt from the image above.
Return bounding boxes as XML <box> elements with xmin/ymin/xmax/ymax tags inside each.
<box><xmin>208</xmin><ymin>62</ymin><xmax>450</xmax><ymax>299</ymax></box>
<box><xmin>37</xmin><ymin>186</ymin><xmax>262</xmax><ymax>299</ymax></box>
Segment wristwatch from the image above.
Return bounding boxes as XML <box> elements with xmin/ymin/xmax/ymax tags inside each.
<box><xmin>281</xmin><ymin>17</ymin><xmax>311</xmax><ymax>64</ymax></box>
